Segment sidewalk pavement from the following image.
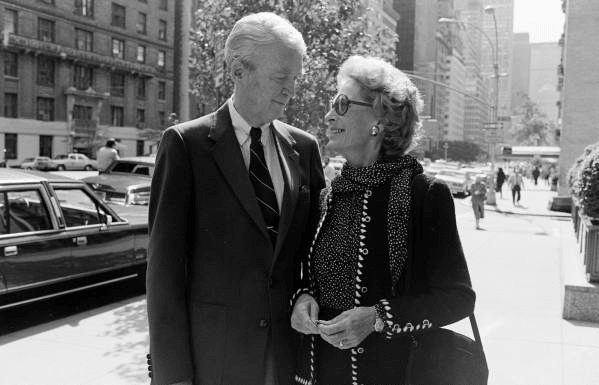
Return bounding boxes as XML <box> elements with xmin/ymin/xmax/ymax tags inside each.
<box><xmin>455</xmin><ymin>179</ymin><xmax>599</xmax><ymax>385</ymax></box>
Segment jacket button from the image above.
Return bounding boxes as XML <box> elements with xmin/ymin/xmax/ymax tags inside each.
<box><xmin>258</xmin><ymin>319</ymin><xmax>269</xmax><ymax>328</ymax></box>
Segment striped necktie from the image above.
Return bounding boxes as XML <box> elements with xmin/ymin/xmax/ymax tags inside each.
<box><xmin>249</xmin><ymin>126</ymin><xmax>279</xmax><ymax>247</ymax></box>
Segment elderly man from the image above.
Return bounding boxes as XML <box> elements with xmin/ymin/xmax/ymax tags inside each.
<box><xmin>146</xmin><ymin>12</ymin><xmax>325</xmax><ymax>385</ymax></box>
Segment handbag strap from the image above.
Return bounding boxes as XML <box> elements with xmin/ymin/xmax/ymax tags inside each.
<box><xmin>411</xmin><ymin>174</ymin><xmax>485</xmax><ymax>351</ymax></box>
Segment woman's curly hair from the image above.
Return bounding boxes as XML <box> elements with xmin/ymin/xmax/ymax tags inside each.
<box><xmin>337</xmin><ymin>55</ymin><xmax>423</xmax><ymax>160</ymax></box>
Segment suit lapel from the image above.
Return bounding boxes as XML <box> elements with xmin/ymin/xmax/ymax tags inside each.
<box><xmin>270</xmin><ymin>121</ymin><xmax>301</xmax><ymax>269</ymax></box>
<box><xmin>208</xmin><ymin>104</ymin><xmax>270</xmax><ymax>241</ymax></box>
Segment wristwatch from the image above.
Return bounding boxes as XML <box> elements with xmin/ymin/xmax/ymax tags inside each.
<box><xmin>373</xmin><ymin>315</ymin><xmax>385</xmax><ymax>333</ymax></box>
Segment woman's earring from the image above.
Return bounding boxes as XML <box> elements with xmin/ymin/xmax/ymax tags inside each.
<box><xmin>370</xmin><ymin>126</ymin><xmax>380</xmax><ymax>136</ymax></box>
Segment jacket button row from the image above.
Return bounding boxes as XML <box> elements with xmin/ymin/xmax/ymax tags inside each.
<box><xmin>259</xmin><ymin>319</ymin><xmax>269</xmax><ymax>328</ymax></box>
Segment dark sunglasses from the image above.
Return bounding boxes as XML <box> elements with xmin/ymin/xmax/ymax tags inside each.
<box><xmin>330</xmin><ymin>94</ymin><xmax>373</xmax><ymax>116</ymax></box>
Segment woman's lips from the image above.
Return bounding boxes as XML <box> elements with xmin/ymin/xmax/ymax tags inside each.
<box><xmin>329</xmin><ymin>128</ymin><xmax>345</xmax><ymax>134</ymax></box>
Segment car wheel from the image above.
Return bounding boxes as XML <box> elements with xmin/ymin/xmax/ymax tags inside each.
<box><xmin>84</xmin><ymin>165</ymin><xmax>93</xmax><ymax>171</ymax></box>
<box><xmin>57</xmin><ymin>165</ymin><xmax>66</xmax><ymax>171</ymax></box>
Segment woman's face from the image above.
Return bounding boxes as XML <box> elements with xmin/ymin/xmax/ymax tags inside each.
<box><xmin>324</xmin><ymin>79</ymin><xmax>378</xmax><ymax>158</ymax></box>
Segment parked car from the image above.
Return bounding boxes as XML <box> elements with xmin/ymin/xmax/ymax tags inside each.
<box><xmin>18</xmin><ymin>156</ymin><xmax>58</xmax><ymax>171</ymax></box>
<box><xmin>82</xmin><ymin>156</ymin><xmax>155</xmax><ymax>206</ymax></box>
<box><xmin>52</xmin><ymin>153</ymin><xmax>98</xmax><ymax>171</ymax></box>
<box><xmin>15</xmin><ymin>157</ymin><xmax>36</xmax><ymax>170</ymax></box>
<box><xmin>0</xmin><ymin>168</ymin><xmax>148</xmax><ymax>310</ymax></box>
<box><xmin>435</xmin><ymin>169</ymin><xmax>471</xmax><ymax>196</ymax></box>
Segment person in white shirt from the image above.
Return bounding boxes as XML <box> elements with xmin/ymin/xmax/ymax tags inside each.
<box><xmin>508</xmin><ymin>169</ymin><xmax>524</xmax><ymax>205</ymax></box>
<box><xmin>96</xmin><ymin>139</ymin><xmax>119</xmax><ymax>173</ymax></box>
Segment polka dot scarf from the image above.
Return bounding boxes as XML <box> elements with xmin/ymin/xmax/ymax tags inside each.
<box><xmin>331</xmin><ymin>156</ymin><xmax>423</xmax><ymax>289</ymax></box>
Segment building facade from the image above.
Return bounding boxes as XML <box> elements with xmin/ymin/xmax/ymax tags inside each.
<box><xmin>511</xmin><ymin>32</ymin><xmax>531</xmax><ymax>111</ymax></box>
<box><xmin>558</xmin><ymin>0</ymin><xmax>599</xmax><ymax>194</ymax></box>
<box><xmin>529</xmin><ymin>42</ymin><xmax>561</xmax><ymax>123</ymax></box>
<box><xmin>0</xmin><ymin>0</ymin><xmax>175</xmax><ymax>165</ymax></box>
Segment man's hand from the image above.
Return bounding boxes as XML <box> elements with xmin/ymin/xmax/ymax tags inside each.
<box><xmin>291</xmin><ymin>294</ymin><xmax>320</xmax><ymax>335</ymax></box>
<box><xmin>317</xmin><ymin>306</ymin><xmax>376</xmax><ymax>350</ymax></box>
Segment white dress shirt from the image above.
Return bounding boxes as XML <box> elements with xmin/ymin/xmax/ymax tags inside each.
<box><xmin>228</xmin><ymin>98</ymin><xmax>286</xmax><ymax>211</ymax></box>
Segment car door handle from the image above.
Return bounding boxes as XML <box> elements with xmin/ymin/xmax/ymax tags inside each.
<box><xmin>74</xmin><ymin>236</ymin><xmax>88</xmax><ymax>246</ymax></box>
<box><xmin>4</xmin><ymin>246</ymin><xmax>17</xmax><ymax>257</ymax></box>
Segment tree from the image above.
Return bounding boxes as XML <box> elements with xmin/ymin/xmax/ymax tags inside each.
<box><xmin>425</xmin><ymin>140</ymin><xmax>484</xmax><ymax>163</ymax></box>
<box><xmin>511</xmin><ymin>92</ymin><xmax>553</xmax><ymax>146</ymax></box>
<box><xmin>190</xmin><ymin>0</ymin><xmax>398</xmax><ymax>155</ymax></box>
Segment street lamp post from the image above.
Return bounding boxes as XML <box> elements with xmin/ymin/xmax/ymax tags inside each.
<box><xmin>438</xmin><ymin>8</ymin><xmax>499</xmax><ymax>204</ymax></box>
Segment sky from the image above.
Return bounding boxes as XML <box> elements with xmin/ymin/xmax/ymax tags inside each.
<box><xmin>513</xmin><ymin>0</ymin><xmax>565</xmax><ymax>43</ymax></box>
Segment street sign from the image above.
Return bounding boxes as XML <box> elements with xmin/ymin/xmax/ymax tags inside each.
<box><xmin>483</xmin><ymin>122</ymin><xmax>500</xmax><ymax>129</ymax></box>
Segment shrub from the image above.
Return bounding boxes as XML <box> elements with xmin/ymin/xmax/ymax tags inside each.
<box><xmin>568</xmin><ymin>142</ymin><xmax>599</xmax><ymax>196</ymax></box>
<box><xmin>579</xmin><ymin>146</ymin><xmax>599</xmax><ymax>217</ymax></box>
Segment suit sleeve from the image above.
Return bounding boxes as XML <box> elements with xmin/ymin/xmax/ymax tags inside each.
<box><xmin>147</xmin><ymin>127</ymin><xmax>194</xmax><ymax>384</ymax></box>
<box><xmin>291</xmin><ymin>136</ymin><xmax>325</xmax><ymax>308</ymax></box>
<box><xmin>375</xmin><ymin>182</ymin><xmax>476</xmax><ymax>338</ymax></box>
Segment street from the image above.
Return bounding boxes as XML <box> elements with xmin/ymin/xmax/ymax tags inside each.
<box><xmin>1</xmin><ymin>183</ymin><xmax>598</xmax><ymax>385</ymax></box>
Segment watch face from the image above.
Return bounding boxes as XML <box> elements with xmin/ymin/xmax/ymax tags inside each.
<box><xmin>374</xmin><ymin>318</ymin><xmax>385</xmax><ymax>332</ymax></box>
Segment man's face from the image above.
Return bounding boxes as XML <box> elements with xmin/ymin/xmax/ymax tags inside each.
<box><xmin>233</xmin><ymin>41</ymin><xmax>303</xmax><ymax>127</ymax></box>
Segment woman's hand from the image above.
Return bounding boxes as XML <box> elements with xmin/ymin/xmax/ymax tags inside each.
<box><xmin>291</xmin><ymin>294</ymin><xmax>320</xmax><ymax>335</ymax></box>
<box><xmin>317</xmin><ymin>306</ymin><xmax>376</xmax><ymax>350</ymax></box>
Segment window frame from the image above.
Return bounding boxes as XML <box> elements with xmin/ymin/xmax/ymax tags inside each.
<box><xmin>158</xmin><ymin>81</ymin><xmax>166</xmax><ymax>100</ymax></box>
<box><xmin>4</xmin><ymin>93</ymin><xmax>18</xmax><ymax>118</ymax></box>
<box><xmin>111</xmin><ymin>3</ymin><xmax>126</xmax><ymax>29</ymax></box>
<box><xmin>37</xmin><ymin>18</ymin><xmax>55</xmax><ymax>43</ymax></box>
<box><xmin>4</xmin><ymin>9</ymin><xmax>18</xmax><ymax>35</ymax></box>
<box><xmin>3</xmin><ymin>52</ymin><xmax>18</xmax><ymax>77</ymax></box>
<box><xmin>157</xmin><ymin>50</ymin><xmax>165</xmax><ymax>69</ymax></box>
<box><xmin>110</xmin><ymin>72</ymin><xmax>125</xmax><ymax>97</ymax></box>
<box><xmin>136</xmin><ymin>77</ymin><xmax>146</xmax><ymax>100</ymax></box>
<box><xmin>37</xmin><ymin>56</ymin><xmax>55</xmax><ymax>87</ymax></box>
<box><xmin>36</xmin><ymin>97</ymin><xmax>55</xmax><ymax>121</ymax></box>
<box><xmin>75</xmin><ymin>28</ymin><xmax>93</xmax><ymax>52</ymax></box>
<box><xmin>137</xmin><ymin>12</ymin><xmax>147</xmax><ymax>35</ymax></box>
<box><xmin>74</xmin><ymin>0</ymin><xmax>94</xmax><ymax>18</ymax></box>
<box><xmin>39</xmin><ymin>135</ymin><xmax>53</xmax><ymax>158</ymax></box>
<box><xmin>158</xmin><ymin>19</ymin><xmax>167</xmax><ymax>41</ymax></box>
<box><xmin>73</xmin><ymin>64</ymin><xmax>94</xmax><ymax>90</ymax></box>
<box><xmin>111</xmin><ymin>38</ymin><xmax>125</xmax><ymax>59</ymax></box>
<box><xmin>136</xmin><ymin>45</ymin><xmax>146</xmax><ymax>63</ymax></box>
<box><xmin>111</xmin><ymin>105</ymin><xmax>124</xmax><ymax>127</ymax></box>
<box><xmin>4</xmin><ymin>133</ymin><xmax>17</xmax><ymax>160</ymax></box>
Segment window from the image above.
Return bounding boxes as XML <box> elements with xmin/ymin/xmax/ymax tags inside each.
<box><xmin>110</xmin><ymin>73</ymin><xmax>125</xmax><ymax>97</ymax></box>
<box><xmin>136</xmin><ymin>78</ymin><xmax>146</xmax><ymax>99</ymax></box>
<box><xmin>4</xmin><ymin>133</ymin><xmax>17</xmax><ymax>159</ymax></box>
<box><xmin>37</xmin><ymin>97</ymin><xmax>54</xmax><ymax>121</ymax></box>
<box><xmin>112</xmin><ymin>38</ymin><xmax>125</xmax><ymax>59</ymax></box>
<box><xmin>159</xmin><ymin>0</ymin><xmax>167</xmax><ymax>10</ymax></box>
<box><xmin>3</xmin><ymin>52</ymin><xmax>18</xmax><ymax>77</ymax></box>
<box><xmin>75</xmin><ymin>28</ymin><xmax>93</xmax><ymax>52</ymax></box>
<box><xmin>53</xmin><ymin>188</ymin><xmax>109</xmax><ymax>227</ymax></box>
<box><xmin>158</xmin><ymin>111</ymin><xmax>165</xmax><ymax>127</ymax></box>
<box><xmin>39</xmin><ymin>135</ymin><xmax>53</xmax><ymax>157</ymax></box>
<box><xmin>73</xmin><ymin>105</ymin><xmax>92</xmax><ymax>120</ymax></box>
<box><xmin>136</xmin><ymin>45</ymin><xmax>145</xmax><ymax>63</ymax></box>
<box><xmin>4</xmin><ymin>93</ymin><xmax>18</xmax><ymax>118</ymax></box>
<box><xmin>136</xmin><ymin>140</ymin><xmax>144</xmax><ymax>156</ymax></box>
<box><xmin>158</xmin><ymin>20</ymin><xmax>167</xmax><ymax>41</ymax></box>
<box><xmin>137</xmin><ymin>12</ymin><xmax>146</xmax><ymax>34</ymax></box>
<box><xmin>73</xmin><ymin>65</ymin><xmax>93</xmax><ymax>90</ymax></box>
<box><xmin>4</xmin><ymin>9</ymin><xmax>17</xmax><ymax>34</ymax></box>
<box><xmin>111</xmin><ymin>106</ymin><xmax>124</xmax><ymax>126</ymax></box>
<box><xmin>158</xmin><ymin>81</ymin><xmax>166</xmax><ymax>100</ymax></box>
<box><xmin>157</xmin><ymin>51</ymin><xmax>165</xmax><ymax>69</ymax></box>
<box><xmin>136</xmin><ymin>109</ymin><xmax>145</xmax><ymax>128</ymax></box>
<box><xmin>111</xmin><ymin>3</ymin><xmax>126</xmax><ymax>28</ymax></box>
<box><xmin>37</xmin><ymin>57</ymin><xmax>55</xmax><ymax>87</ymax></box>
<box><xmin>38</xmin><ymin>18</ymin><xmax>55</xmax><ymax>42</ymax></box>
<box><xmin>74</xmin><ymin>0</ymin><xmax>94</xmax><ymax>18</ymax></box>
<box><xmin>0</xmin><ymin>190</ymin><xmax>53</xmax><ymax>235</ymax></box>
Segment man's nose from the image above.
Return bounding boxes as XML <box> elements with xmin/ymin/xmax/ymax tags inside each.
<box><xmin>325</xmin><ymin>109</ymin><xmax>335</xmax><ymax>123</ymax></box>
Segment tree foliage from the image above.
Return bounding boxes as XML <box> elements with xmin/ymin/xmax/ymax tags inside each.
<box><xmin>190</xmin><ymin>0</ymin><xmax>398</xmax><ymax>153</ymax></box>
<box><xmin>426</xmin><ymin>140</ymin><xmax>484</xmax><ymax>163</ymax></box>
<box><xmin>568</xmin><ymin>142</ymin><xmax>599</xmax><ymax>196</ymax></box>
<box><xmin>512</xmin><ymin>92</ymin><xmax>554</xmax><ymax>146</ymax></box>
<box><xmin>579</xmin><ymin>146</ymin><xmax>599</xmax><ymax>217</ymax></box>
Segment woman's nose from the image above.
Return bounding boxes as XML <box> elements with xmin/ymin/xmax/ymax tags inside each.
<box><xmin>324</xmin><ymin>109</ymin><xmax>335</xmax><ymax>122</ymax></box>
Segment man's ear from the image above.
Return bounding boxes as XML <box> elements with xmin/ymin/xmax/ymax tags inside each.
<box><xmin>231</xmin><ymin>60</ymin><xmax>245</xmax><ymax>81</ymax></box>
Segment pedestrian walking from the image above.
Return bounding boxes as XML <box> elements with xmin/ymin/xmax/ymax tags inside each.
<box><xmin>532</xmin><ymin>166</ymin><xmax>540</xmax><ymax>186</ymax></box>
<box><xmin>470</xmin><ymin>175</ymin><xmax>487</xmax><ymax>229</ymax></box>
<box><xmin>508</xmin><ymin>169</ymin><xmax>524</xmax><ymax>205</ymax></box>
<box><xmin>496</xmin><ymin>167</ymin><xmax>506</xmax><ymax>198</ymax></box>
<box><xmin>146</xmin><ymin>12</ymin><xmax>325</xmax><ymax>385</ymax></box>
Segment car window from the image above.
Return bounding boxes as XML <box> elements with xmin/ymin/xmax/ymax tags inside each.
<box><xmin>53</xmin><ymin>188</ymin><xmax>110</xmax><ymax>227</ymax></box>
<box><xmin>110</xmin><ymin>162</ymin><xmax>136</xmax><ymax>174</ymax></box>
<box><xmin>0</xmin><ymin>190</ymin><xmax>53</xmax><ymax>235</ymax></box>
<box><xmin>133</xmin><ymin>166</ymin><xmax>150</xmax><ymax>176</ymax></box>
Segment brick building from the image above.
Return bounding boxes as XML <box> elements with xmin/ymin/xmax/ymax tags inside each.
<box><xmin>0</xmin><ymin>0</ymin><xmax>175</xmax><ymax>164</ymax></box>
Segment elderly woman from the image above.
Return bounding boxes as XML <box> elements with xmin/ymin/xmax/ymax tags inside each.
<box><xmin>291</xmin><ymin>56</ymin><xmax>475</xmax><ymax>384</ymax></box>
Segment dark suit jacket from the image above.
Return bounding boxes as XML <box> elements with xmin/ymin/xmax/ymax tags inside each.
<box><xmin>146</xmin><ymin>104</ymin><xmax>325</xmax><ymax>385</ymax></box>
